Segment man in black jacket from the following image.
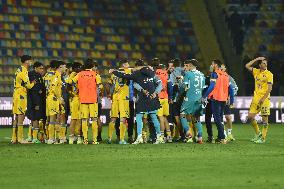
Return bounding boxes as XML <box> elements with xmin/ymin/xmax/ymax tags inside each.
<box><xmin>27</xmin><ymin>61</ymin><xmax>46</xmax><ymax>143</ymax></box>
<box><xmin>109</xmin><ymin>63</ymin><xmax>164</xmax><ymax>144</ymax></box>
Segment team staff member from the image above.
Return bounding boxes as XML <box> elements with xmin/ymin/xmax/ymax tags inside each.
<box><xmin>202</xmin><ymin>59</ymin><xmax>234</xmax><ymax>144</ymax></box>
<box><xmin>26</xmin><ymin>61</ymin><xmax>46</xmax><ymax>144</ymax></box>
<box><xmin>73</xmin><ymin>58</ymin><xmax>102</xmax><ymax>145</ymax></box>
<box><xmin>12</xmin><ymin>55</ymin><xmax>35</xmax><ymax>144</ymax></box>
<box><xmin>245</xmin><ymin>57</ymin><xmax>273</xmax><ymax>143</ymax></box>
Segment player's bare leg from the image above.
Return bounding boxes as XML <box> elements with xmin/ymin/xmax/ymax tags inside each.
<box><xmin>164</xmin><ymin>116</ymin><xmax>172</xmax><ymax>142</ymax></box>
<box><xmin>158</xmin><ymin>116</ymin><xmax>165</xmax><ymax>141</ymax></box>
<box><xmin>59</xmin><ymin>113</ymin><xmax>67</xmax><ymax>144</ymax></box>
<box><xmin>69</xmin><ymin>119</ymin><xmax>76</xmax><ymax>144</ymax></box>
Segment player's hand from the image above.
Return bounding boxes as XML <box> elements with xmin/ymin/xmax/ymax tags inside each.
<box><xmin>31</xmin><ymin>80</ymin><xmax>36</xmax><ymax>84</ymax></box>
<box><xmin>142</xmin><ymin>89</ymin><xmax>149</xmax><ymax>96</ymax></box>
<box><xmin>109</xmin><ymin>69</ymin><xmax>114</xmax><ymax>74</ymax></box>
<box><xmin>169</xmin><ymin>99</ymin><xmax>173</xmax><ymax>104</ymax></box>
<box><xmin>150</xmin><ymin>93</ymin><xmax>157</xmax><ymax>99</ymax></box>
<box><xmin>259</xmin><ymin>98</ymin><xmax>265</xmax><ymax>104</ymax></box>
<box><xmin>39</xmin><ymin>90</ymin><xmax>42</xmax><ymax>94</ymax></box>
<box><xmin>229</xmin><ymin>104</ymin><xmax>234</xmax><ymax>109</ymax></box>
<box><xmin>35</xmin><ymin>106</ymin><xmax>40</xmax><ymax>110</ymax></box>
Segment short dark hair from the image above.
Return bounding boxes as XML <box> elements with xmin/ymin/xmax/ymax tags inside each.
<box><xmin>21</xmin><ymin>55</ymin><xmax>32</xmax><ymax>63</ymax></box>
<box><xmin>135</xmin><ymin>59</ymin><xmax>145</xmax><ymax>67</ymax></box>
<box><xmin>72</xmin><ymin>62</ymin><xmax>82</xmax><ymax>72</ymax></box>
<box><xmin>49</xmin><ymin>60</ymin><xmax>60</xmax><ymax>69</ymax></box>
<box><xmin>58</xmin><ymin>60</ymin><xmax>66</xmax><ymax>66</ymax></box>
<box><xmin>84</xmin><ymin>58</ymin><xmax>94</xmax><ymax>69</ymax></box>
<box><xmin>66</xmin><ymin>63</ymin><xmax>72</xmax><ymax>69</ymax></box>
<box><xmin>169</xmin><ymin>58</ymin><xmax>181</xmax><ymax>67</ymax></box>
<box><xmin>119</xmin><ymin>58</ymin><xmax>128</xmax><ymax>67</ymax></box>
<box><xmin>151</xmin><ymin>57</ymin><xmax>160</xmax><ymax>68</ymax></box>
<box><xmin>212</xmin><ymin>59</ymin><xmax>222</xmax><ymax>67</ymax></box>
<box><xmin>184</xmin><ymin>59</ymin><xmax>198</xmax><ymax>67</ymax></box>
<box><xmin>33</xmin><ymin>61</ymin><xmax>43</xmax><ymax>69</ymax></box>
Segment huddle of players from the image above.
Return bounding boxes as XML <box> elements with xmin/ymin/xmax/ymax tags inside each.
<box><xmin>11</xmin><ymin>55</ymin><xmax>273</xmax><ymax>144</ymax></box>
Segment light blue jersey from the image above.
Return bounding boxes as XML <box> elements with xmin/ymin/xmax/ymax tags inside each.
<box><xmin>184</xmin><ymin>69</ymin><xmax>205</xmax><ymax>101</ymax></box>
<box><xmin>181</xmin><ymin>69</ymin><xmax>205</xmax><ymax>116</ymax></box>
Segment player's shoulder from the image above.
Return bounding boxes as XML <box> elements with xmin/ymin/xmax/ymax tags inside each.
<box><xmin>265</xmin><ymin>70</ymin><xmax>273</xmax><ymax>77</ymax></box>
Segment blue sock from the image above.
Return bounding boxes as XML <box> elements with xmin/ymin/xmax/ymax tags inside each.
<box><xmin>149</xmin><ymin>113</ymin><xmax>161</xmax><ymax>134</ymax></box>
<box><xmin>136</xmin><ymin>113</ymin><xmax>143</xmax><ymax>136</ymax></box>
<box><xmin>180</xmin><ymin>117</ymin><xmax>189</xmax><ymax>134</ymax></box>
<box><xmin>196</xmin><ymin>121</ymin><xmax>202</xmax><ymax>138</ymax></box>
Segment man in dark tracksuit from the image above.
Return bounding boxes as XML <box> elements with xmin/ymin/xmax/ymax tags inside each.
<box><xmin>110</xmin><ymin>64</ymin><xmax>164</xmax><ymax>144</ymax></box>
<box><xmin>27</xmin><ymin>62</ymin><xmax>46</xmax><ymax>143</ymax></box>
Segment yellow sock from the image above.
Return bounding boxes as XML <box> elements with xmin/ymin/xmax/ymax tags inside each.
<box><xmin>39</xmin><ymin>121</ymin><xmax>44</xmax><ymax>133</ymax></box>
<box><xmin>261</xmin><ymin>123</ymin><xmax>269</xmax><ymax>140</ymax></box>
<box><xmin>92</xmin><ymin>121</ymin><xmax>98</xmax><ymax>142</ymax></box>
<box><xmin>28</xmin><ymin>125</ymin><xmax>32</xmax><ymax>139</ymax></box>
<box><xmin>119</xmin><ymin>122</ymin><xmax>126</xmax><ymax>141</ymax></box>
<box><xmin>12</xmin><ymin>126</ymin><xmax>17</xmax><ymax>142</ymax></box>
<box><xmin>33</xmin><ymin>128</ymin><xmax>39</xmax><ymax>139</ymax></box>
<box><xmin>17</xmin><ymin>125</ymin><xmax>24</xmax><ymax>142</ymax></box>
<box><xmin>82</xmin><ymin>120</ymin><xmax>88</xmax><ymax>140</ymax></box>
<box><xmin>45</xmin><ymin>123</ymin><xmax>49</xmax><ymax>139</ymax></box>
<box><xmin>75</xmin><ymin>120</ymin><xmax>81</xmax><ymax>136</ymax></box>
<box><xmin>48</xmin><ymin>124</ymin><xmax>55</xmax><ymax>140</ymax></box>
<box><xmin>60</xmin><ymin>124</ymin><xmax>67</xmax><ymax>139</ymax></box>
<box><xmin>108</xmin><ymin>121</ymin><xmax>115</xmax><ymax>139</ymax></box>
<box><xmin>189</xmin><ymin>121</ymin><xmax>193</xmax><ymax>136</ymax></box>
<box><xmin>166</xmin><ymin>130</ymin><xmax>171</xmax><ymax>138</ymax></box>
<box><xmin>251</xmin><ymin>120</ymin><xmax>259</xmax><ymax>134</ymax></box>
<box><xmin>55</xmin><ymin>123</ymin><xmax>61</xmax><ymax>140</ymax></box>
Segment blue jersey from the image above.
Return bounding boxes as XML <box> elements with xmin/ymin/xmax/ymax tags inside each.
<box><xmin>184</xmin><ymin>69</ymin><xmax>205</xmax><ymax>101</ymax></box>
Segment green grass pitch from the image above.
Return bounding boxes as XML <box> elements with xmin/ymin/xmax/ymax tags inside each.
<box><xmin>0</xmin><ymin>124</ymin><xmax>283</xmax><ymax>189</ymax></box>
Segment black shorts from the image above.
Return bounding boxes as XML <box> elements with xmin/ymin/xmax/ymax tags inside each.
<box><xmin>98</xmin><ymin>103</ymin><xmax>102</xmax><ymax>117</ymax></box>
<box><xmin>224</xmin><ymin>104</ymin><xmax>231</xmax><ymax>115</ymax></box>
<box><xmin>172</xmin><ymin>102</ymin><xmax>182</xmax><ymax>117</ymax></box>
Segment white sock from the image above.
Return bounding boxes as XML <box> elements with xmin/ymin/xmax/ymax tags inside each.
<box><xmin>224</xmin><ymin>130</ymin><xmax>227</xmax><ymax>138</ymax></box>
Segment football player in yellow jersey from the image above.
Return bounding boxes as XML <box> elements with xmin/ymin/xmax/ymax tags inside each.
<box><xmin>245</xmin><ymin>57</ymin><xmax>273</xmax><ymax>143</ymax></box>
<box><xmin>107</xmin><ymin>59</ymin><xmax>131</xmax><ymax>144</ymax></box>
<box><xmin>66</xmin><ymin>62</ymin><xmax>82</xmax><ymax>144</ymax></box>
<box><xmin>44</xmin><ymin>60</ymin><xmax>65</xmax><ymax>144</ymax></box>
<box><xmin>11</xmin><ymin>55</ymin><xmax>36</xmax><ymax>144</ymax></box>
<box><xmin>72</xmin><ymin>59</ymin><xmax>102</xmax><ymax>145</ymax></box>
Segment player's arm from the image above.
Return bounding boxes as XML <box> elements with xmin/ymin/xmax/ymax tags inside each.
<box><xmin>260</xmin><ymin>73</ymin><xmax>273</xmax><ymax>104</ymax></box>
<box><xmin>228</xmin><ymin>84</ymin><xmax>235</xmax><ymax>106</ymax></box>
<box><xmin>154</xmin><ymin>76</ymin><xmax>163</xmax><ymax>94</ymax></box>
<box><xmin>167</xmin><ymin>79</ymin><xmax>174</xmax><ymax>100</ymax></box>
<box><xmin>202</xmin><ymin>72</ymin><xmax>217</xmax><ymax>99</ymax></box>
<box><xmin>110</xmin><ymin>69</ymin><xmax>136</xmax><ymax>81</ymax></box>
<box><xmin>245</xmin><ymin>57</ymin><xmax>265</xmax><ymax>72</ymax></box>
<box><xmin>96</xmin><ymin>74</ymin><xmax>103</xmax><ymax>90</ymax></box>
<box><xmin>21</xmin><ymin>72</ymin><xmax>35</xmax><ymax>89</ymax></box>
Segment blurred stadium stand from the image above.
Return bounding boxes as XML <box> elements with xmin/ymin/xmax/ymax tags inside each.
<box><xmin>0</xmin><ymin>0</ymin><xmax>201</xmax><ymax>96</ymax></box>
<box><xmin>223</xmin><ymin>0</ymin><xmax>284</xmax><ymax>95</ymax></box>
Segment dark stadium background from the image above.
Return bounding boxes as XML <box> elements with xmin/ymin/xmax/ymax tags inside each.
<box><xmin>0</xmin><ymin>0</ymin><xmax>283</xmax><ymax>126</ymax></box>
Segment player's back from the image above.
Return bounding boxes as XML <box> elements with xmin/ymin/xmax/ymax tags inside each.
<box><xmin>185</xmin><ymin>70</ymin><xmax>205</xmax><ymax>101</ymax></box>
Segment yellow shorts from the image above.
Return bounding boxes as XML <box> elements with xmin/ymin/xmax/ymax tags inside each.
<box><xmin>12</xmin><ymin>93</ymin><xmax>27</xmax><ymax>115</ymax></box>
<box><xmin>110</xmin><ymin>99</ymin><xmax>130</xmax><ymax>118</ymax></box>
<box><xmin>46</xmin><ymin>95</ymin><xmax>60</xmax><ymax>116</ymax></box>
<box><xmin>70</xmin><ymin>96</ymin><xmax>80</xmax><ymax>119</ymax></box>
<box><xmin>157</xmin><ymin>98</ymin><xmax>169</xmax><ymax>116</ymax></box>
<box><xmin>249</xmin><ymin>96</ymin><xmax>270</xmax><ymax>116</ymax></box>
<box><xmin>80</xmin><ymin>103</ymin><xmax>98</xmax><ymax>119</ymax></box>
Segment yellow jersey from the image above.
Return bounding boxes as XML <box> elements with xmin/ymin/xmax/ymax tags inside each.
<box><xmin>253</xmin><ymin>68</ymin><xmax>273</xmax><ymax>97</ymax></box>
<box><xmin>13</xmin><ymin>66</ymin><xmax>34</xmax><ymax>95</ymax></box>
<box><xmin>66</xmin><ymin>72</ymin><xmax>79</xmax><ymax>97</ymax></box>
<box><xmin>44</xmin><ymin>70</ymin><xmax>62</xmax><ymax>98</ymax></box>
<box><xmin>109</xmin><ymin>68</ymin><xmax>131</xmax><ymax>100</ymax></box>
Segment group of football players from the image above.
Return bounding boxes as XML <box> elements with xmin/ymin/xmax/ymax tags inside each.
<box><xmin>11</xmin><ymin>55</ymin><xmax>273</xmax><ymax>145</ymax></box>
